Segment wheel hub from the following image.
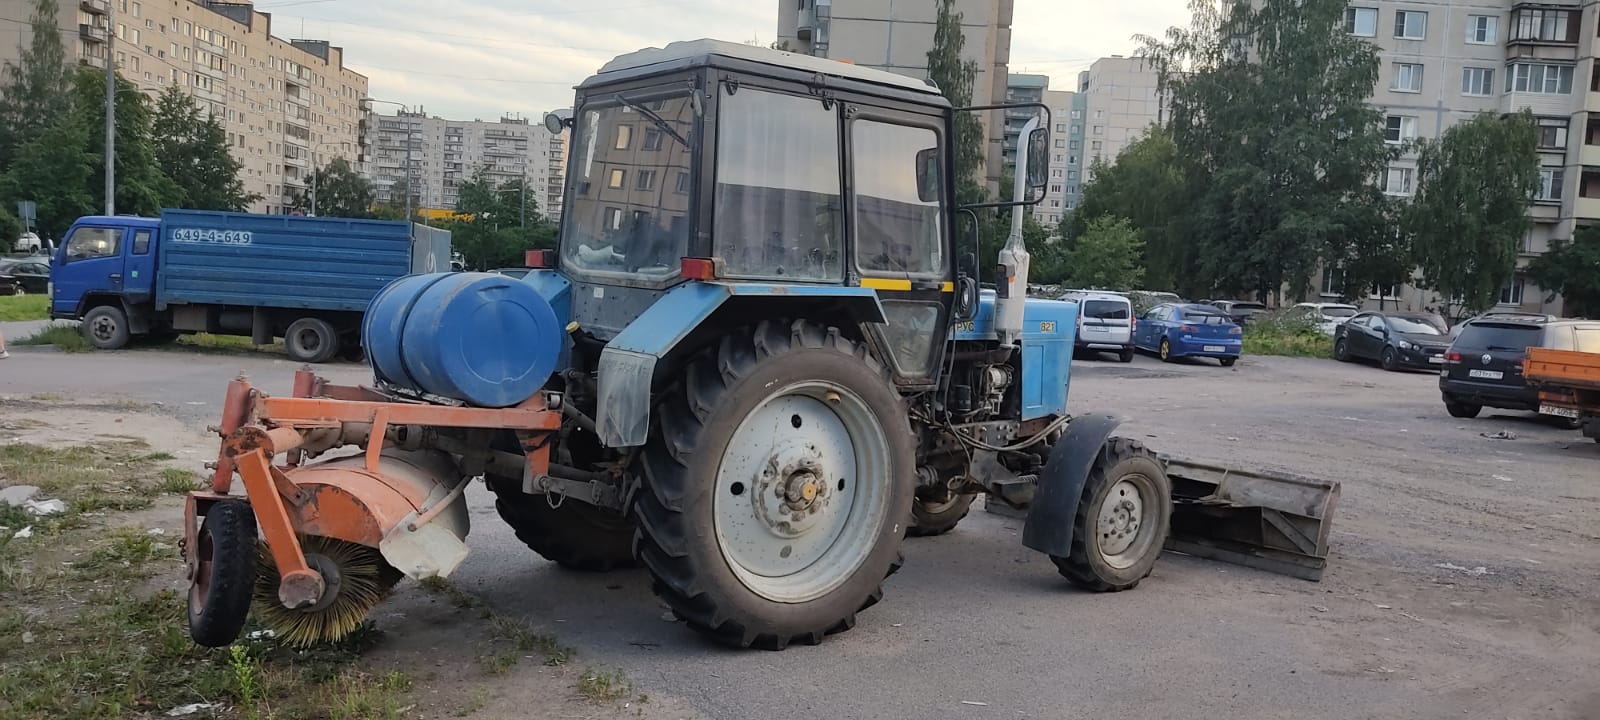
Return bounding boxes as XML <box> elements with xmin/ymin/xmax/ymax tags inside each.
<box><xmin>1097</xmin><ymin>479</ymin><xmax>1145</xmax><ymax>556</ymax></box>
<box><xmin>713</xmin><ymin>384</ymin><xmax>890</xmax><ymax>603</ymax></box>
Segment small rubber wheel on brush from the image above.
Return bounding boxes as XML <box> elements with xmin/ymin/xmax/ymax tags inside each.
<box><xmin>188</xmin><ymin>500</ymin><xmax>258</xmax><ymax>647</ymax></box>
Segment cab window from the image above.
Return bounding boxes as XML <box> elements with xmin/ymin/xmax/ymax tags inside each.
<box><xmin>852</xmin><ymin>120</ymin><xmax>943</xmax><ymax>277</ymax></box>
<box><xmin>64</xmin><ymin>227</ymin><xmax>123</xmax><ymax>261</ymax></box>
<box><xmin>133</xmin><ymin>230</ymin><xmax>152</xmax><ymax>255</ymax></box>
<box><xmin>714</xmin><ymin>88</ymin><xmax>842</xmax><ymax>281</ymax></box>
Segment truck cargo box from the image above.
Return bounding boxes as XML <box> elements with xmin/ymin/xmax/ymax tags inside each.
<box><xmin>155</xmin><ymin>210</ymin><xmax>447</xmax><ymax>312</ymax></box>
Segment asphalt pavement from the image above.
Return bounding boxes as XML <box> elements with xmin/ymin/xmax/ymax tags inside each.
<box><xmin>2</xmin><ymin>344</ymin><xmax>1595</xmax><ymax>719</ymax></box>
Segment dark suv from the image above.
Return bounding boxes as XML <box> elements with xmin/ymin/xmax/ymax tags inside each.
<box><xmin>1440</xmin><ymin>315</ymin><xmax>1600</xmax><ymax>421</ymax></box>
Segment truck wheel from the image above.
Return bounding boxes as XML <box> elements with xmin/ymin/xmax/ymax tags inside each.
<box><xmin>486</xmin><ymin>474</ymin><xmax>637</xmax><ymax>572</ymax></box>
<box><xmin>908</xmin><ymin>493</ymin><xmax>977</xmax><ymax>537</ymax></box>
<box><xmin>187</xmin><ymin>500</ymin><xmax>257</xmax><ymax>647</ymax></box>
<box><xmin>1051</xmin><ymin>438</ymin><xmax>1171</xmax><ymax>592</ymax></box>
<box><xmin>81</xmin><ymin>305</ymin><xmax>131</xmax><ymax>350</ymax></box>
<box><xmin>634</xmin><ymin>319</ymin><xmax>915</xmax><ymax>650</ymax></box>
<box><xmin>285</xmin><ymin>318</ymin><xmax>340</xmax><ymax>364</ymax></box>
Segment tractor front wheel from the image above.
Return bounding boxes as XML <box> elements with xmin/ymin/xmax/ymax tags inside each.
<box><xmin>1051</xmin><ymin>438</ymin><xmax>1171</xmax><ymax>592</ymax></box>
<box><xmin>634</xmin><ymin>319</ymin><xmax>915</xmax><ymax>650</ymax></box>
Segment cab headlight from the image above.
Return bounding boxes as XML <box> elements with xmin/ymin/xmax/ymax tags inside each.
<box><xmin>1398</xmin><ymin>340</ymin><xmax>1414</xmax><ymax>351</ymax></box>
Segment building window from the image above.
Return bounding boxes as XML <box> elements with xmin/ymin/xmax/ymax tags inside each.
<box><xmin>1384</xmin><ymin>166</ymin><xmax>1414</xmax><ymax>196</ymax></box>
<box><xmin>1092</xmin><ymin>125</ymin><xmax>1103</xmax><ymax>135</ymax></box>
<box><xmin>1070</xmin><ymin>125</ymin><xmax>1080</xmax><ymax>135</ymax></box>
<box><xmin>1055</xmin><ymin>123</ymin><xmax>1065</xmax><ymax>132</ymax></box>
<box><xmin>607</xmin><ymin>169</ymin><xmax>625</xmax><ymax>188</ymax></box>
<box><xmin>1462</xmin><ymin>67</ymin><xmax>1495</xmax><ymax>96</ymax></box>
<box><xmin>1537</xmin><ymin>120</ymin><xmax>1568</xmax><ymax>150</ymax></box>
<box><xmin>1067</xmin><ymin>169</ymin><xmax>1079</xmax><ymax>181</ymax></box>
<box><xmin>1069</xmin><ymin>140</ymin><xmax>1079</xmax><ymax>150</ymax></box>
<box><xmin>1051</xmin><ymin>168</ymin><xmax>1062</xmax><ymax>178</ymax></box>
<box><xmin>1537</xmin><ymin>168</ymin><xmax>1564</xmax><ymax>201</ymax></box>
<box><xmin>675</xmin><ymin>171</ymin><xmax>690</xmax><ymax>194</ymax></box>
<box><xmin>1507</xmin><ymin>63</ymin><xmax>1574</xmax><ymax>94</ymax></box>
<box><xmin>1321</xmin><ymin>266</ymin><xmax>1345</xmax><ymax>296</ymax></box>
<box><xmin>1394</xmin><ymin>10</ymin><xmax>1427</xmax><ymax>39</ymax></box>
<box><xmin>643</xmin><ymin>128</ymin><xmax>663</xmax><ymax>151</ymax></box>
<box><xmin>604</xmin><ymin>207</ymin><xmax>622</xmax><ymax>230</ymax></box>
<box><xmin>1344</xmin><ymin>7</ymin><xmax>1377</xmax><ymax>36</ymax></box>
<box><xmin>1055</xmin><ymin>138</ymin><xmax>1065</xmax><ymax>148</ymax></box>
<box><xmin>1050</xmin><ymin>184</ymin><xmax>1062</xmax><ymax>193</ymax></box>
<box><xmin>613</xmin><ymin>125</ymin><xmax>632</xmax><ymax>150</ymax></box>
<box><xmin>1393</xmin><ymin>63</ymin><xmax>1423</xmax><ymax>93</ymax></box>
<box><xmin>1070</xmin><ymin>110</ymin><xmax>1082</xmax><ymax>120</ymax></box>
<box><xmin>1090</xmin><ymin>141</ymin><xmax>1102</xmax><ymax>152</ymax></box>
<box><xmin>1384</xmin><ymin>115</ymin><xmax>1417</xmax><ymax>144</ymax></box>
<box><xmin>635</xmin><ymin>169</ymin><xmax>656</xmax><ymax>191</ymax></box>
<box><xmin>1466</xmin><ymin>15</ymin><xmax>1497</xmax><ymax>44</ymax></box>
<box><xmin>1499</xmin><ymin>277</ymin><xmax>1524</xmax><ymax>305</ymax></box>
<box><xmin>1512</xmin><ymin>9</ymin><xmax>1574</xmax><ymax>43</ymax></box>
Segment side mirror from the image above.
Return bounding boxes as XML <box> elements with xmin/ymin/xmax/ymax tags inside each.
<box><xmin>915</xmin><ymin>147</ymin><xmax>940</xmax><ymax>202</ymax></box>
<box><xmin>1026</xmin><ymin>126</ymin><xmax>1049</xmax><ymax>191</ymax></box>
<box><xmin>955</xmin><ymin>276</ymin><xmax>978</xmax><ymax>321</ymax></box>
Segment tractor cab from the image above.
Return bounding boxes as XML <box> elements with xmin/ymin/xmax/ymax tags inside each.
<box><xmin>545</xmin><ymin>40</ymin><xmax>967</xmax><ymax>385</ymax></box>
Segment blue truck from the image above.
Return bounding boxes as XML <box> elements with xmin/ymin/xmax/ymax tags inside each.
<box><xmin>49</xmin><ymin>210</ymin><xmax>451</xmax><ymax>363</ymax></box>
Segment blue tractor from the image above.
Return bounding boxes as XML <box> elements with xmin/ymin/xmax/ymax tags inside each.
<box><xmin>184</xmin><ymin>40</ymin><xmax>1337</xmax><ymax>652</ymax></box>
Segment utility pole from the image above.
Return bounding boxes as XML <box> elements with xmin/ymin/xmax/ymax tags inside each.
<box><xmin>520</xmin><ymin>172</ymin><xmax>526</xmax><ymax>227</ymax></box>
<box><xmin>404</xmin><ymin>116</ymin><xmax>415</xmax><ymax>224</ymax></box>
<box><xmin>103</xmin><ymin>0</ymin><xmax>116</xmax><ymax>216</ymax></box>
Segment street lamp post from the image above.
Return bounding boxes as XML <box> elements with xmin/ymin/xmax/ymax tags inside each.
<box><xmin>103</xmin><ymin>0</ymin><xmax>116</xmax><ymax>216</ymax></box>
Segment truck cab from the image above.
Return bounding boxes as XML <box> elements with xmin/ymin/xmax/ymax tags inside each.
<box><xmin>49</xmin><ymin>215</ymin><xmax>162</xmax><ymax>344</ymax></box>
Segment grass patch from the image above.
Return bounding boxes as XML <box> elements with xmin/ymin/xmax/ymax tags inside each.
<box><xmin>1241</xmin><ymin>309</ymin><xmax>1332</xmax><ymax>358</ymax></box>
<box><xmin>0</xmin><ymin>442</ymin><xmax>418</xmax><ymax>720</ymax></box>
<box><xmin>489</xmin><ymin>614</ymin><xmax>573</xmax><ymax>667</ymax></box>
<box><xmin>156</xmin><ymin>467</ymin><xmax>200</xmax><ymax>494</ymax></box>
<box><xmin>0</xmin><ymin>294</ymin><xmax>48</xmax><ymax>322</ymax></box>
<box><xmin>576</xmin><ymin>667</ymin><xmax>633</xmax><ymax>704</ymax></box>
<box><xmin>16</xmin><ymin>323</ymin><xmax>90</xmax><ymax>352</ymax></box>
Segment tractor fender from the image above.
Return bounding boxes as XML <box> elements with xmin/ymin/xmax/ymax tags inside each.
<box><xmin>1021</xmin><ymin>413</ymin><xmax>1122</xmax><ymax>558</ymax></box>
<box><xmin>595</xmin><ymin>281</ymin><xmax>887</xmax><ymax>448</ymax></box>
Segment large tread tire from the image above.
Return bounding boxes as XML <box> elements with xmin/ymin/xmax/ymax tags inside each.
<box><xmin>487</xmin><ymin>475</ymin><xmax>637</xmax><ymax>572</ymax></box>
<box><xmin>284</xmin><ymin>318</ymin><xmax>340</xmax><ymax>364</ymax></box>
<box><xmin>82</xmin><ymin>305</ymin><xmax>131</xmax><ymax>350</ymax></box>
<box><xmin>908</xmin><ymin>493</ymin><xmax>977</xmax><ymax>537</ymax></box>
<box><xmin>187</xmin><ymin>500</ymin><xmax>258</xmax><ymax>647</ymax></box>
<box><xmin>1052</xmin><ymin>438</ymin><xmax>1171</xmax><ymax>592</ymax></box>
<box><xmin>633</xmin><ymin>319</ymin><xmax>916</xmax><ymax>650</ymax></box>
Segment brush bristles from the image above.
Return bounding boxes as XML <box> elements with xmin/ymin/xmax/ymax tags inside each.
<box><xmin>253</xmin><ymin>537</ymin><xmax>399</xmax><ymax>647</ymax></box>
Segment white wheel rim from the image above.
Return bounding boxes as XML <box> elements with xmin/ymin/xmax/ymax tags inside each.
<box><xmin>1096</xmin><ymin>475</ymin><xmax>1158</xmax><ymax>569</ymax></box>
<box><xmin>713</xmin><ymin>380</ymin><xmax>891</xmax><ymax>603</ymax></box>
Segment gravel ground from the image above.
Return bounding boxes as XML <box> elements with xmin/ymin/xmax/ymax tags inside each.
<box><xmin>2</xmin><ymin>345</ymin><xmax>1597</xmax><ymax>719</ymax></box>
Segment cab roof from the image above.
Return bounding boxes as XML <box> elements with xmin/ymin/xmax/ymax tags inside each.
<box><xmin>590</xmin><ymin>38</ymin><xmax>946</xmax><ymax>100</ymax></box>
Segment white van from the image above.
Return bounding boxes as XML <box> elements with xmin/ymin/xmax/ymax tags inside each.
<box><xmin>1061</xmin><ymin>290</ymin><xmax>1135</xmax><ymax>362</ymax></box>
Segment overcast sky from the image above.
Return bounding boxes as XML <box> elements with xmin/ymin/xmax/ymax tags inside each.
<box><xmin>258</xmin><ymin>0</ymin><xmax>1191</xmax><ymax>120</ymax></box>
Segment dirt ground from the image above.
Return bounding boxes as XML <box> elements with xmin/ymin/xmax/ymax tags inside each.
<box><xmin>2</xmin><ymin>346</ymin><xmax>1598</xmax><ymax>719</ymax></box>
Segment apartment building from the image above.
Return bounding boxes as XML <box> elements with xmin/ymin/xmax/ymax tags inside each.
<box><xmin>1328</xmin><ymin>0</ymin><xmax>1584</xmax><ymax>314</ymax></box>
<box><xmin>368</xmin><ymin>110</ymin><xmax>566</xmax><ymax>220</ymax></box>
<box><xmin>774</xmin><ymin>0</ymin><xmax>1014</xmax><ymax>189</ymax></box>
<box><xmin>0</xmin><ymin>0</ymin><xmax>369</xmax><ymax>216</ymax></box>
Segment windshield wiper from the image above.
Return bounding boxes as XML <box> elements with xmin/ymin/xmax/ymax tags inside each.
<box><xmin>613</xmin><ymin>94</ymin><xmax>690</xmax><ymax>147</ymax></box>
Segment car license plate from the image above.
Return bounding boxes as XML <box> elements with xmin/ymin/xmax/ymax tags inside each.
<box><xmin>1203</xmin><ymin>345</ymin><xmax>1226</xmax><ymax>353</ymax></box>
<box><xmin>1540</xmin><ymin>404</ymin><xmax>1580</xmax><ymax>419</ymax></box>
<box><xmin>1428</xmin><ymin>355</ymin><xmax>1444</xmax><ymax>364</ymax></box>
<box><xmin>1468</xmin><ymin>369</ymin><xmax>1503</xmax><ymax>380</ymax></box>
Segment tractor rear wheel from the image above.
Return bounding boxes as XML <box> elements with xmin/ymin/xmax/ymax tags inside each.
<box><xmin>908</xmin><ymin>492</ymin><xmax>977</xmax><ymax>537</ymax></box>
<box><xmin>634</xmin><ymin>319</ymin><xmax>915</xmax><ymax>650</ymax></box>
<box><xmin>488</xmin><ymin>475</ymin><xmax>637</xmax><ymax>571</ymax></box>
<box><xmin>1051</xmin><ymin>438</ymin><xmax>1170</xmax><ymax>592</ymax></box>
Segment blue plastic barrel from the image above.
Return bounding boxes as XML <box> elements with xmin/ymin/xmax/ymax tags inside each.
<box><xmin>362</xmin><ymin>272</ymin><xmax>562</xmax><ymax>408</ymax></box>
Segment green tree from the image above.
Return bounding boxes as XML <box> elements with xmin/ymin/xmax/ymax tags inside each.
<box><xmin>150</xmin><ymin>86</ymin><xmax>257</xmax><ymax>210</ymax></box>
<box><xmin>1405</xmin><ymin>111</ymin><xmax>1540</xmax><ymax>314</ymax></box>
<box><xmin>71</xmin><ymin>67</ymin><xmax>180</xmax><ymax>215</ymax></box>
<box><xmin>0</xmin><ymin>113</ymin><xmax>97</xmax><ymax>240</ymax></box>
<box><xmin>1527</xmin><ymin>225</ymin><xmax>1600</xmax><ymax>319</ymax></box>
<box><xmin>445</xmin><ymin>168</ymin><xmax>556</xmax><ymax>270</ymax></box>
<box><xmin>1329</xmin><ymin>189</ymin><xmax>1408</xmax><ymax>306</ymax></box>
<box><xmin>0</xmin><ymin>0</ymin><xmax>74</xmax><ymax>166</ymax></box>
<box><xmin>926</xmin><ymin>0</ymin><xmax>984</xmax><ymax>199</ymax></box>
<box><xmin>292</xmin><ymin>157</ymin><xmax>374</xmax><ymax>218</ymax></box>
<box><xmin>0</xmin><ymin>206</ymin><xmax>23</xmax><ymax>248</ymax></box>
<box><xmin>1139</xmin><ymin>0</ymin><xmax>1395</xmax><ymax>302</ymax></box>
<box><xmin>1065</xmin><ymin>217</ymin><xmax>1145</xmax><ymax>290</ymax></box>
<box><xmin>1064</xmin><ymin>128</ymin><xmax>1189</xmax><ymax>288</ymax></box>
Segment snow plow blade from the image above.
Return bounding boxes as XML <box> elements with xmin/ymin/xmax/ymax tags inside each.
<box><xmin>1160</xmin><ymin>456</ymin><xmax>1341</xmax><ymax>582</ymax></box>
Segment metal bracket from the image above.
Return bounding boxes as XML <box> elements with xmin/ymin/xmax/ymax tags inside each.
<box><xmin>525</xmin><ymin>473</ymin><xmax>621</xmax><ymax>510</ymax></box>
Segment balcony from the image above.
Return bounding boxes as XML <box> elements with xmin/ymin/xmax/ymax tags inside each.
<box><xmin>1575</xmin><ymin>196</ymin><xmax>1600</xmax><ymax>219</ymax></box>
<box><xmin>80</xmin><ymin>0</ymin><xmax>108</xmax><ymax>14</ymax></box>
<box><xmin>79</xmin><ymin>23</ymin><xmax>106</xmax><ymax>43</ymax></box>
<box><xmin>1582</xmin><ymin>143</ymin><xmax>1600</xmax><ymax>167</ymax></box>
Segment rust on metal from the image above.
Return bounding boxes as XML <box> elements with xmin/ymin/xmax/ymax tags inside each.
<box><xmin>257</xmin><ymin>396</ymin><xmax>561</xmax><ymax>431</ymax></box>
<box><xmin>211</xmin><ymin>376</ymin><xmax>254</xmax><ymax>493</ymax></box>
<box><xmin>235</xmin><ymin>448</ymin><xmax>321</xmax><ymax>606</ymax></box>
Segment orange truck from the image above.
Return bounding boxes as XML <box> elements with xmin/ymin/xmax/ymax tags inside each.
<box><xmin>1524</xmin><ymin>347</ymin><xmax>1600</xmax><ymax>442</ymax></box>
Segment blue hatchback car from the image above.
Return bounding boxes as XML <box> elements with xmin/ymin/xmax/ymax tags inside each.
<box><xmin>1133</xmin><ymin>303</ymin><xmax>1244</xmax><ymax>366</ymax></box>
